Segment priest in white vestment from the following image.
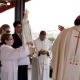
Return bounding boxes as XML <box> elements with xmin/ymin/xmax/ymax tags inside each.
<box><xmin>33</xmin><ymin>30</ymin><xmax>52</xmax><ymax>80</ymax></box>
<box><xmin>52</xmin><ymin>15</ymin><xmax>80</xmax><ymax>80</ymax></box>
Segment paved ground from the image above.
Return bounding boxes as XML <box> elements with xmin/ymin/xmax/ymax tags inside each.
<box><xmin>28</xmin><ymin>69</ymin><xmax>53</xmax><ymax>80</ymax></box>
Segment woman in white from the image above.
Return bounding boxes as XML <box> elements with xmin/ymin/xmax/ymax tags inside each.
<box><xmin>0</xmin><ymin>34</ymin><xmax>33</xmax><ymax>80</ymax></box>
<box><xmin>0</xmin><ymin>24</ymin><xmax>10</xmax><ymax>80</ymax></box>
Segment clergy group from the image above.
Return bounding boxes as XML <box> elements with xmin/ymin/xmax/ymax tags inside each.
<box><xmin>1</xmin><ymin>15</ymin><xmax>80</xmax><ymax>80</ymax></box>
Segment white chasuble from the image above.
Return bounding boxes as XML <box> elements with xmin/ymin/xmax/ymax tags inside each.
<box><xmin>1</xmin><ymin>44</ymin><xmax>30</xmax><ymax>80</ymax></box>
<box><xmin>63</xmin><ymin>27</ymin><xmax>80</xmax><ymax>80</ymax></box>
<box><xmin>34</xmin><ymin>38</ymin><xmax>52</xmax><ymax>80</ymax></box>
<box><xmin>52</xmin><ymin>26</ymin><xmax>80</xmax><ymax>80</ymax></box>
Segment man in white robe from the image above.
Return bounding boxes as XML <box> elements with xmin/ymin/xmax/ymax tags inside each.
<box><xmin>52</xmin><ymin>15</ymin><xmax>80</xmax><ymax>80</ymax></box>
<box><xmin>33</xmin><ymin>30</ymin><xmax>52</xmax><ymax>80</ymax></box>
<box><xmin>1</xmin><ymin>44</ymin><xmax>31</xmax><ymax>80</ymax></box>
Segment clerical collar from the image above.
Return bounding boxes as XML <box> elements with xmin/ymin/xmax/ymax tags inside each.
<box><xmin>38</xmin><ymin>38</ymin><xmax>45</xmax><ymax>42</ymax></box>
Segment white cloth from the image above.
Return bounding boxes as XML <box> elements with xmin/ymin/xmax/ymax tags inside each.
<box><xmin>33</xmin><ymin>38</ymin><xmax>52</xmax><ymax>80</ymax></box>
<box><xmin>52</xmin><ymin>26</ymin><xmax>80</xmax><ymax>80</ymax></box>
<box><xmin>31</xmin><ymin>57</ymin><xmax>40</xmax><ymax>80</ymax></box>
<box><xmin>1</xmin><ymin>44</ymin><xmax>30</xmax><ymax>80</ymax></box>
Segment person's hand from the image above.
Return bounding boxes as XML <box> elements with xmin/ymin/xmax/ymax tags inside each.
<box><xmin>58</xmin><ymin>25</ymin><xmax>65</xmax><ymax>31</ymax></box>
<box><xmin>26</xmin><ymin>42</ymin><xmax>33</xmax><ymax>46</ymax></box>
<box><xmin>39</xmin><ymin>49</ymin><xmax>44</xmax><ymax>54</ymax></box>
<box><xmin>39</xmin><ymin>50</ymin><xmax>48</xmax><ymax>55</ymax></box>
<box><xmin>28</xmin><ymin>54</ymin><xmax>32</xmax><ymax>57</ymax></box>
<box><xmin>43</xmin><ymin>50</ymin><xmax>48</xmax><ymax>54</ymax></box>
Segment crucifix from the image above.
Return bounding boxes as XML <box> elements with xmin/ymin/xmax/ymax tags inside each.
<box><xmin>74</xmin><ymin>32</ymin><xmax>80</xmax><ymax>56</ymax></box>
<box><xmin>70</xmin><ymin>30</ymin><xmax>80</xmax><ymax>65</ymax></box>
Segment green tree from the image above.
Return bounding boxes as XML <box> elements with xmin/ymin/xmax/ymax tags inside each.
<box><xmin>48</xmin><ymin>36</ymin><xmax>55</xmax><ymax>42</ymax></box>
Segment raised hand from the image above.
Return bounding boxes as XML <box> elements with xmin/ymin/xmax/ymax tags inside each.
<box><xmin>58</xmin><ymin>25</ymin><xmax>65</xmax><ymax>31</ymax></box>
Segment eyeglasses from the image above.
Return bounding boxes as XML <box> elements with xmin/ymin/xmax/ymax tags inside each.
<box><xmin>6</xmin><ymin>31</ymin><xmax>10</xmax><ymax>33</ymax></box>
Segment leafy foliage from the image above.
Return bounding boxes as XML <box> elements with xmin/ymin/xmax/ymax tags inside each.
<box><xmin>48</xmin><ymin>36</ymin><xmax>55</xmax><ymax>42</ymax></box>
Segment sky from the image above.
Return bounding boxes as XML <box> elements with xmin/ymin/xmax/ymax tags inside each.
<box><xmin>0</xmin><ymin>0</ymin><xmax>80</xmax><ymax>33</ymax></box>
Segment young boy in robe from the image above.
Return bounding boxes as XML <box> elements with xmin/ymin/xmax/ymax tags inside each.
<box><xmin>0</xmin><ymin>34</ymin><xmax>33</xmax><ymax>80</ymax></box>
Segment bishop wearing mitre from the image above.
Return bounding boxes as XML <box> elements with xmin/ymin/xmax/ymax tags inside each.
<box><xmin>52</xmin><ymin>15</ymin><xmax>80</xmax><ymax>80</ymax></box>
